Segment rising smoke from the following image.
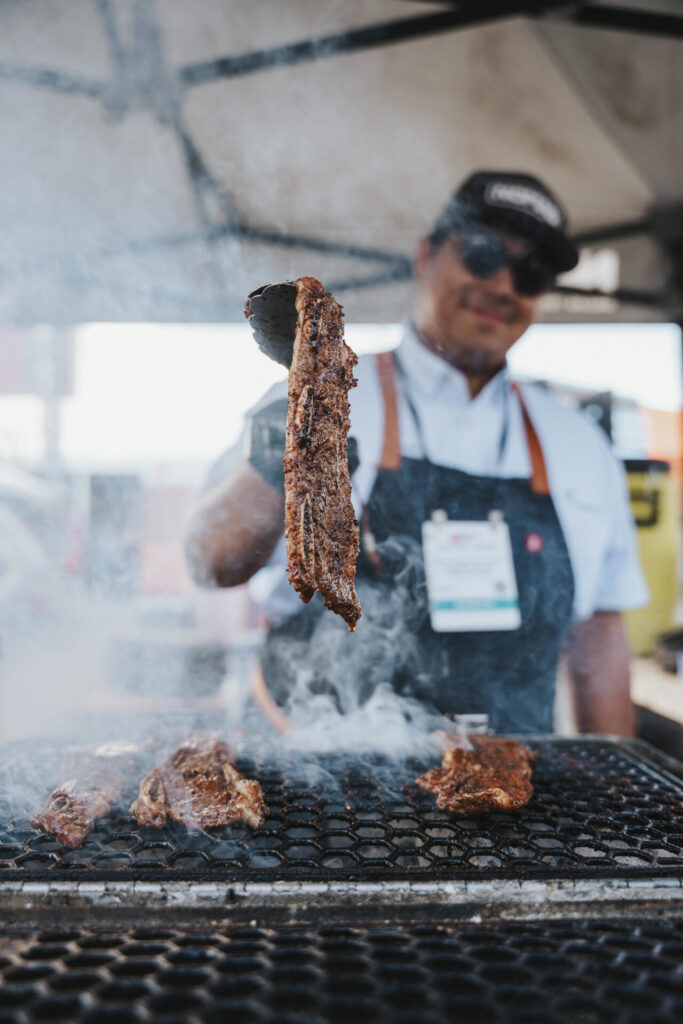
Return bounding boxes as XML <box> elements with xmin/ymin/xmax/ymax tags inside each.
<box><xmin>0</xmin><ymin>0</ymin><xmax>464</xmax><ymax>818</ymax></box>
<box><xmin>262</xmin><ymin>534</ymin><xmax>456</xmax><ymax>760</ymax></box>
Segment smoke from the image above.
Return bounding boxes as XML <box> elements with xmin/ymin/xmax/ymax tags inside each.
<box><xmin>0</xmin><ymin>570</ymin><xmax>150</xmax><ymax>746</ymax></box>
<box><xmin>259</xmin><ymin>534</ymin><xmax>456</xmax><ymax>761</ymax></box>
<box><xmin>284</xmin><ymin>684</ymin><xmax>446</xmax><ymax>757</ymax></box>
<box><xmin>0</xmin><ymin>572</ymin><xmax>117</xmax><ymax>813</ymax></box>
<box><xmin>0</xmin><ymin>3</ymin><xmax>471</xmax><ymax>832</ymax></box>
<box><xmin>0</xmin><ymin>514</ymin><xmax>457</xmax><ymax>829</ymax></box>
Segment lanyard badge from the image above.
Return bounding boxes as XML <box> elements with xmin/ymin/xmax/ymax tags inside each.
<box><xmin>422</xmin><ymin>509</ymin><xmax>521</xmax><ymax>632</ymax></box>
<box><xmin>390</xmin><ymin>351</ymin><xmax>530</xmax><ymax>632</ymax></box>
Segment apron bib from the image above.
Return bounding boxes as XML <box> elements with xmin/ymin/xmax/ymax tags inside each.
<box><xmin>261</xmin><ymin>353</ymin><xmax>574</xmax><ymax>734</ymax></box>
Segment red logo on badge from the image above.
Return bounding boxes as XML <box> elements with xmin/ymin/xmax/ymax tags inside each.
<box><xmin>525</xmin><ymin>533</ymin><xmax>544</xmax><ymax>553</ymax></box>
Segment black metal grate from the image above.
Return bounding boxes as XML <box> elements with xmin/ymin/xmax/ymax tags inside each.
<box><xmin>0</xmin><ymin>919</ymin><xmax>681</xmax><ymax>1023</ymax></box>
<box><xmin>1</xmin><ymin>739</ymin><xmax>682</xmax><ymax>881</ymax></box>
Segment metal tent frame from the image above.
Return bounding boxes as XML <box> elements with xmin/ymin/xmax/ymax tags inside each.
<box><xmin>0</xmin><ymin>0</ymin><xmax>682</xmax><ymax>319</ymax></box>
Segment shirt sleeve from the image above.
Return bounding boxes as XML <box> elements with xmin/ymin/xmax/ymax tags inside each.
<box><xmin>592</xmin><ymin>451</ymin><xmax>649</xmax><ymax>612</ymax></box>
<box><xmin>245</xmin><ymin>397</ymin><xmax>360</xmax><ymax>493</ymax></box>
<box><xmin>245</xmin><ymin>396</ymin><xmax>288</xmax><ymax>493</ymax></box>
<box><xmin>200</xmin><ymin>387</ymin><xmax>288</xmax><ymax>493</ymax></box>
<box><xmin>205</xmin><ymin>382</ymin><xmax>359</xmax><ymax>499</ymax></box>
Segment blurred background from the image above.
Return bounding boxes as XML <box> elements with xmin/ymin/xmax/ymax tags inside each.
<box><xmin>1</xmin><ymin>0</ymin><xmax>683</xmax><ymax>753</ymax></box>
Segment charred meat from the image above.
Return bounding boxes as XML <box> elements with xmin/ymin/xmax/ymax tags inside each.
<box><xmin>130</xmin><ymin>733</ymin><xmax>267</xmax><ymax>830</ymax></box>
<box><xmin>284</xmin><ymin>276</ymin><xmax>361</xmax><ymax>630</ymax></box>
<box><xmin>416</xmin><ymin>735</ymin><xmax>536</xmax><ymax>815</ymax></box>
<box><xmin>30</xmin><ymin>741</ymin><xmax>142</xmax><ymax>849</ymax></box>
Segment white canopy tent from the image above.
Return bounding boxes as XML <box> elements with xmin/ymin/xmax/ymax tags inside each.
<box><xmin>0</xmin><ymin>0</ymin><xmax>682</xmax><ymax>324</ymax></box>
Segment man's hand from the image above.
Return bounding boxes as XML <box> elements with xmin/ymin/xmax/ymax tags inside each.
<box><xmin>185</xmin><ymin>459</ymin><xmax>285</xmax><ymax>588</ymax></box>
<box><xmin>565</xmin><ymin>610</ymin><xmax>635</xmax><ymax>736</ymax></box>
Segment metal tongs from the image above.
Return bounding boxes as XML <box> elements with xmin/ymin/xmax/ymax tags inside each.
<box><xmin>244</xmin><ymin>282</ymin><xmax>298</xmax><ymax>370</ymax></box>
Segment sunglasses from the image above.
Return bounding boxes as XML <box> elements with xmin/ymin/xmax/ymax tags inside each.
<box><xmin>456</xmin><ymin>230</ymin><xmax>555</xmax><ymax>297</ymax></box>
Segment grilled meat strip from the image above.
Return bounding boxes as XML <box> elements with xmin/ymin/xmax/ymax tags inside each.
<box><xmin>30</xmin><ymin>741</ymin><xmax>142</xmax><ymax>849</ymax></box>
<box><xmin>416</xmin><ymin>735</ymin><xmax>536</xmax><ymax>815</ymax></box>
<box><xmin>130</xmin><ymin>733</ymin><xmax>267</xmax><ymax>830</ymax></box>
<box><xmin>285</xmin><ymin>276</ymin><xmax>361</xmax><ymax>630</ymax></box>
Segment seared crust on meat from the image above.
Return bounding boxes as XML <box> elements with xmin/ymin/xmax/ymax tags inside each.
<box><xmin>130</xmin><ymin>733</ymin><xmax>267</xmax><ymax>831</ymax></box>
<box><xmin>284</xmin><ymin>277</ymin><xmax>361</xmax><ymax>630</ymax></box>
<box><xmin>30</xmin><ymin>742</ymin><xmax>141</xmax><ymax>849</ymax></box>
<box><xmin>416</xmin><ymin>736</ymin><xmax>536</xmax><ymax>815</ymax></box>
<box><xmin>30</xmin><ymin>785</ymin><xmax>113</xmax><ymax>849</ymax></box>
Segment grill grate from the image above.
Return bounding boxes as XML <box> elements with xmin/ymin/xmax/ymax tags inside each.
<box><xmin>0</xmin><ymin>919</ymin><xmax>681</xmax><ymax>1023</ymax></box>
<box><xmin>1</xmin><ymin>739</ymin><xmax>682</xmax><ymax>882</ymax></box>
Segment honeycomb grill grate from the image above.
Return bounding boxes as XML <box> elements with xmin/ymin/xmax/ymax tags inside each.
<box><xmin>1</xmin><ymin>740</ymin><xmax>682</xmax><ymax>881</ymax></box>
<box><xmin>0</xmin><ymin>919</ymin><xmax>681</xmax><ymax>1024</ymax></box>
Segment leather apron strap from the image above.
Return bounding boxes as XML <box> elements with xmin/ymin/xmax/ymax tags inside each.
<box><xmin>509</xmin><ymin>381</ymin><xmax>550</xmax><ymax>496</ymax></box>
<box><xmin>251</xmin><ymin>658</ymin><xmax>291</xmax><ymax>733</ymax></box>
<box><xmin>376</xmin><ymin>351</ymin><xmax>402</xmax><ymax>471</ymax></box>
<box><xmin>375</xmin><ymin>352</ymin><xmax>551</xmax><ymax>495</ymax></box>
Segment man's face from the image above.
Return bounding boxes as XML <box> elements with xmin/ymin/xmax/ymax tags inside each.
<box><xmin>413</xmin><ymin>232</ymin><xmax>541</xmax><ymax>376</ymax></box>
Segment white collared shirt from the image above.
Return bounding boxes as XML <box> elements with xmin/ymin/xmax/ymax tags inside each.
<box><xmin>247</xmin><ymin>325</ymin><xmax>648</xmax><ymax>623</ymax></box>
<box><xmin>351</xmin><ymin>326</ymin><xmax>531</xmax><ymax>501</ymax></box>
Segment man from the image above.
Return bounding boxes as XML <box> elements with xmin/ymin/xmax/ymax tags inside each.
<box><xmin>186</xmin><ymin>171</ymin><xmax>647</xmax><ymax>735</ymax></box>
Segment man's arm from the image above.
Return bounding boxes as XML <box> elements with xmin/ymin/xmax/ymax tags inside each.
<box><xmin>185</xmin><ymin>459</ymin><xmax>284</xmax><ymax>588</ymax></box>
<box><xmin>565</xmin><ymin>610</ymin><xmax>635</xmax><ymax>736</ymax></box>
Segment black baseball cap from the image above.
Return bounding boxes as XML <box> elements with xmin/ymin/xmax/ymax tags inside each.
<box><xmin>429</xmin><ymin>171</ymin><xmax>579</xmax><ymax>274</ymax></box>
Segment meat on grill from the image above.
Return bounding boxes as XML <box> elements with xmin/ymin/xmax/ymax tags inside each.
<box><xmin>284</xmin><ymin>276</ymin><xmax>361</xmax><ymax>630</ymax></box>
<box><xmin>30</xmin><ymin>740</ymin><xmax>142</xmax><ymax>849</ymax></box>
<box><xmin>416</xmin><ymin>735</ymin><xmax>536</xmax><ymax>815</ymax></box>
<box><xmin>130</xmin><ymin>733</ymin><xmax>267</xmax><ymax>830</ymax></box>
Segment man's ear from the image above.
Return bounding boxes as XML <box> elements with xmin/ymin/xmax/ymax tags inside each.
<box><xmin>413</xmin><ymin>237</ymin><xmax>433</xmax><ymax>282</ymax></box>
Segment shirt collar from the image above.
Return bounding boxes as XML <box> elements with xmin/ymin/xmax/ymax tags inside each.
<box><xmin>396</xmin><ymin>323</ymin><xmax>510</xmax><ymax>403</ymax></box>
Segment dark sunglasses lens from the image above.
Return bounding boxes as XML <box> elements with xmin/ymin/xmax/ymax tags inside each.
<box><xmin>460</xmin><ymin>232</ymin><xmax>506</xmax><ymax>279</ymax></box>
<box><xmin>512</xmin><ymin>256</ymin><xmax>555</xmax><ymax>297</ymax></box>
